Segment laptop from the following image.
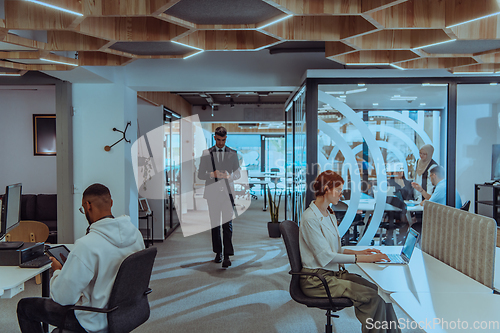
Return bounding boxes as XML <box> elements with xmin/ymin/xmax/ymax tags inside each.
<box><xmin>377</xmin><ymin>228</ymin><xmax>419</xmax><ymax>264</ymax></box>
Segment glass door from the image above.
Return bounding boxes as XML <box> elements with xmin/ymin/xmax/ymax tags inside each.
<box><xmin>164</xmin><ymin>109</ymin><xmax>181</xmax><ymax>237</ymax></box>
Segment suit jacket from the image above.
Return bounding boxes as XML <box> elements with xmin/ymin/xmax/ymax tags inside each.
<box><xmin>198</xmin><ymin>146</ymin><xmax>241</xmax><ymax>199</ymax></box>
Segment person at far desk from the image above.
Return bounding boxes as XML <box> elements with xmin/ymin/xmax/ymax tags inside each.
<box><xmin>17</xmin><ymin>183</ymin><xmax>145</xmax><ymax>333</ymax></box>
<box><xmin>413</xmin><ymin>144</ymin><xmax>437</xmax><ymax>202</ymax></box>
<box><xmin>387</xmin><ymin>164</ymin><xmax>414</xmax><ymax>201</ymax></box>
<box><xmin>300</xmin><ymin>170</ymin><xmax>400</xmax><ymax>333</ymax></box>
<box><xmin>411</xmin><ymin>165</ymin><xmax>462</xmax><ymax>208</ymax></box>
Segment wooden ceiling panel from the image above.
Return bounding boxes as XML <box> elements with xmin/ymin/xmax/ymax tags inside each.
<box><xmin>46</xmin><ymin>31</ymin><xmax>110</xmax><ymax>51</ymax></box>
<box><xmin>346</xmin><ymin>29</ymin><xmax>451</xmax><ymax>49</ymax></box>
<box><xmin>264</xmin><ymin>16</ymin><xmax>377</xmax><ymax>41</ymax></box>
<box><xmin>176</xmin><ymin>30</ymin><xmax>280</xmax><ymax>50</ymax></box>
<box><xmin>78</xmin><ymin>17</ymin><xmax>189</xmax><ymax>41</ymax></box>
<box><xmin>370</xmin><ymin>0</ymin><xmax>500</xmax><ymax>29</ymax></box>
<box><xmin>399</xmin><ymin>57</ymin><xmax>477</xmax><ymax>69</ymax></box>
<box><xmin>4</xmin><ymin>0</ymin><xmax>78</xmax><ymax>30</ymax></box>
<box><xmin>360</xmin><ymin>0</ymin><xmax>408</xmax><ymax>13</ymax></box>
<box><xmin>78</xmin><ymin>51</ymin><xmax>134</xmax><ymax>66</ymax></box>
<box><xmin>0</xmin><ymin>59</ymin><xmax>71</xmax><ymax>70</ymax></box>
<box><xmin>325</xmin><ymin>41</ymin><xmax>356</xmax><ymax>58</ymax></box>
<box><xmin>2</xmin><ymin>34</ymin><xmax>47</xmax><ymax>50</ymax></box>
<box><xmin>269</xmin><ymin>0</ymin><xmax>363</xmax><ymax>15</ymax></box>
<box><xmin>332</xmin><ymin>50</ymin><xmax>419</xmax><ymax>64</ymax></box>
<box><xmin>476</xmin><ymin>52</ymin><xmax>500</xmax><ymax>63</ymax></box>
<box><xmin>451</xmin><ymin>15</ymin><xmax>500</xmax><ymax>39</ymax></box>
<box><xmin>450</xmin><ymin>63</ymin><xmax>500</xmax><ymax>73</ymax></box>
<box><xmin>82</xmin><ymin>0</ymin><xmax>180</xmax><ymax>16</ymax></box>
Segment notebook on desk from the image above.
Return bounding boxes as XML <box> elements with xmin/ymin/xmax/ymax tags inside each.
<box><xmin>376</xmin><ymin>228</ymin><xmax>419</xmax><ymax>265</ymax></box>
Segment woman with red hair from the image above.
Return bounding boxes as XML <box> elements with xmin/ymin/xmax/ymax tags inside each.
<box><xmin>299</xmin><ymin>170</ymin><xmax>400</xmax><ymax>333</ymax></box>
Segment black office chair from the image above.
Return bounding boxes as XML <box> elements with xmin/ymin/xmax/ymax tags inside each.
<box><xmin>279</xmin><ymin>220</ymin><xmax>353</xmax><ymax>333</ymax></box>
<box><xmin>332</xmin><ymin>201</ymin><xmax>364</xmax><ymax>246</ymax></box>
<box><xmin>52</xmin><ymin>247</ymin><xmax>157</xmax><ymax>333</ymax></box>
<box><xmin>378</xmin><ymin>196</ymin><xmax>408</xmax><ymax>245</ymax></box>
<box><xmin>460</xmin><ymin>200</ymin><xmax>471</xmax><ymax>211</ymax></box>
<box><xmin>270</xmin><ymin>167</ymin><xmax>281</xmax><ymax>192</ymax></box>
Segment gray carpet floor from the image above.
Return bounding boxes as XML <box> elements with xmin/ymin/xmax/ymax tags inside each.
<box><xmin>1</xmin><ymin>197</ymin><xmax>423</xmax><ymax>333</ymax></box>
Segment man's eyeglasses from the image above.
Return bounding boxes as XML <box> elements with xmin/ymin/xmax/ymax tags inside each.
<box><xmin>79</xmin><ymin>206</ymin><xmax>85</xmax><ymax>214</ymax></box>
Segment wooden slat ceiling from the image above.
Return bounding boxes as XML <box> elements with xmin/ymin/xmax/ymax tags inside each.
<box><xmin>1</xmin><ymin>0</ymin><xmax>500</xmax><ymax>76</ymax></box>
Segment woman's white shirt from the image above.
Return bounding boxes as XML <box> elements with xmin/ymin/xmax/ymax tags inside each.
<box><xmin>299</xmin><ymin>201</ymin><xmax>355</xmax><ymax>271</ymax></box>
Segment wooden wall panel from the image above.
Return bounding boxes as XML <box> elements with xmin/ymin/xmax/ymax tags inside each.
<box><xmin>46</xmin><ymin>31</ymin><xmax>110</xmax><ymax>51</ymax></box>
<box><xmin>137</xmin><ymin>92</ymin><xmax>192</xmax><ymax>117</ymax></box>
<box><xmin>78</xmin><ymin>17</ymin><xmax>189</xmax><ymax>41</ymax></box>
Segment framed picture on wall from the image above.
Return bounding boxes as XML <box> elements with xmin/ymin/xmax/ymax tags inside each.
<box><xmin>33</xmin><ymin>114</ymin><xmax>56</xmax><ymax>156</ymax></box>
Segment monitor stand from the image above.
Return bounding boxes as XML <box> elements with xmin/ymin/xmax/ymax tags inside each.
<box><xmin>0</xmin><ymin>241</ymin><xmax>24</xmax><ymax>250</ymax></box>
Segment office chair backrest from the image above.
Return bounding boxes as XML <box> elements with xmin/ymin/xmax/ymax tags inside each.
<box><xmin>460</xmin><ymin>200</ymin><xmax>471</xmax><ymax>211</ymax></box>
<box><xmin>386</xmin><ymin>196</ymin><xmax>406</xmax><ymax>213</ymax></box>
<box><xmin>270</xmin><ymin>168</ymin><xmax>280</xmax><ymax>184</ymax></box>
<box><xmin>107</xmin><ymin>247</ymin><xmax>157</xmax><ymax>333</ymax></box>
<box><xmin>6</xmin><ymin>220</ymin><xmax>49</xmax><ymax>243</ymax></box>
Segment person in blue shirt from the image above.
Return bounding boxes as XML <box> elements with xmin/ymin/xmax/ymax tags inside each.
<box><xmin>411</xmin><ymin>165</ymin><xmax>462</xmax><ymax>208</ymax></box>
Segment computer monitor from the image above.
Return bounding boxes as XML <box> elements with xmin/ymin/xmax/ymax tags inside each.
<box><xmin>0</xmin><ymin>183</ymin><xmax>24</xmax><ymax>249</ymax></box>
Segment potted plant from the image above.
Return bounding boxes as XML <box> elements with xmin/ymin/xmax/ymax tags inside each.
<box><xmin>267</xmin><ymin>186</ymin><xmax>282</xmax><ymax>238</ymax></box>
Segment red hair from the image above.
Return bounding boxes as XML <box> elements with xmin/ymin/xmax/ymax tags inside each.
<box><xmin>312</xmin><ymin>170</ymin><xmax>344</xmax><ymax>198</ymax></box>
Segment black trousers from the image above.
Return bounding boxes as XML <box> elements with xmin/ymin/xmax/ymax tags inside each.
<box><xmin>207</xmin><ymin>196</ymin><xmax>234</xmax><ymax>257</ymax></box>
<box><xmin>17</xmin><ymin>297</ymin><xmax>87</xmax><ymax>333</ymax></box>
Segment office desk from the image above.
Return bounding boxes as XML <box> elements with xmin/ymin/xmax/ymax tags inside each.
<box><xmin>0</xmin><ymin>263</ymin><xmax>51</xmax><ymax>299</ymax></box>
<box><xmin>390</xmin><ymin>292</ymin><xmax>500</xmax><ymax>333</ymax></box>
<box><xmin>248</xmin><ymin>179</ymin><xmax>271</xmax><ymax>210</ymax></box>
<box><xmin>346</xmin><ymin>246</ymin><xmax>492</xmax><ymax>295</ymax></box>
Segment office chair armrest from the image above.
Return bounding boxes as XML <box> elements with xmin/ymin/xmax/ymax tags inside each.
<box><xmin>67</xmin><ymin>305</ymin><xmax>119</xmax><ymax>313</ymax></box>
<box><xmin>290</xmin><ymin>270</ymin><xmax>337</xmax><ymax>310</ymax></box>
<box><xmin>145</xmin><ymin>288</ymin><xmax>153</xmax><ymax>295</ymax></box>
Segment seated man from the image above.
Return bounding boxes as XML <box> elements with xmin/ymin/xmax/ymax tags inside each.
<box><xmin>411</xmin><ymin>165</ymin><xmax>462</xmax><ymax>208</ymax></box>
<box><xmin>17</xmin><ymin>183</ymin><xmax>145</xmax><ymax>333</ymax></box>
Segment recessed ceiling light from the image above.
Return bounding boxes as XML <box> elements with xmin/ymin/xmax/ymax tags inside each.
<box><xmin>453</xmin><ymin>71</ymin><xmax>494</xmax><ymax>75</ymax></box>
<box><xmin>40</xmin><ymin>58</ymin><xmax>78</xmax><ymax>66</ymax></box>
<box><xmin>372</xmin><ymin>103</ymin><xmax>379</xmax><ymax>106</ymax></box>
<box><xmin>25</xmin><ymin>0</ymin><xmax>83</xmax><ymax>16</ymax></box>
<box><xmin>325</xmin><ymin>91</ymin><xmax>344</xmax><ymax>94</ymax></box>
<box><xmin>346</xmin><ymin>88</ymin><xmax>367</xmax><ymax>94</ymax></box>
<box><xmin>390</xmin><ymin>64</ymin><xmax>405</xmax><ymax>70</ymax></box>
<box><xmin>394</xmin><ymin>95</ymin><xmax>401</xmax><ymax>97</ymax></box>
<box><xmin>490</xmin><ymin>83</ymin><xmax>498</xmax><ymax>85</ymax></box>
<box><xmin>447</xmin><ymin>12</ymin><xmax>500</xmax><ymax>28</ymax></box>
<box><xmin>422</xmin><ymin>83</ymin><xmax>448</xmax><ymax>87</ymax></box>
<box><xmin>420</xmin><ymin>103</ymin><xmax>426</xmax><ymax>106</ymax></box>
<box><xmin>413</xmin><ymin>39</ymin><xmax>456</xmax><ymax>50</ymax></box>
<box><xmin>258</xmin><ymin>14</ymin><xmax>293</xmax><ymax>29</ymax></box>
<box><xmin>340</xmin><ymin>95</ymin><xmax>346</xmax><ymax>98</ymax></box>
<box><xmin>358</xmin><ymin>84</ymin><xmax>365</xmax><ymax>87</ymax></box>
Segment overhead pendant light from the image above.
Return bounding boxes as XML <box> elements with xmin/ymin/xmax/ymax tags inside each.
<box><xmin>25</xmin><ymin>0</ymin><xmax>83</xmax><ymax>16</ymax></box>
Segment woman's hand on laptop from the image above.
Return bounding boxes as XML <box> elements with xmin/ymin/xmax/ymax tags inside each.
<box><xmin>357</xmin><ymin>253</ymin><xmax>390</xmax><ymax>263</ymax></box>
<box><xmin>357</xmin><ymin>248</ymin><xmax>383</xmax><ymax>255</ymax></box>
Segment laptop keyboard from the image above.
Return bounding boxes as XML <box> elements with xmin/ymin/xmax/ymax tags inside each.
<box><xmin>19</xmin><ymin>255</ymin><xmax>52</xmax><ymax>268</ymax></box>
<box><xmin>387</xmin><ymin>254</ymin><xmax>406</xmax><ymax>264</ymax></box>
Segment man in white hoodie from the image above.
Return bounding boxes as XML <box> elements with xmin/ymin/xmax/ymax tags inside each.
<box><xmin>17</xmin><ymin>183</ymin><xmax>145</xmax><ymax>333</ymax></box>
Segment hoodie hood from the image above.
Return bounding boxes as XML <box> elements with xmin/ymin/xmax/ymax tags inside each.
<box><xmin>88</xmin><ymin>215</ymin><xmax>138</xmax><ymax>248</ymax></box>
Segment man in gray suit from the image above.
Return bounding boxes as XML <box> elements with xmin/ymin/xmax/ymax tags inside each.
<box><xmin>198</xmin><ymin>126</ymin><xmax>241</xmax><ymax>268</ymax></box>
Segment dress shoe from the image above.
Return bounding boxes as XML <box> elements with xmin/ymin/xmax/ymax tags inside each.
<box><xmin>214</xmin><ymin>253</ymin><xmax>222</xmax><ymax>263</ymax></box>
<box><xmin>222</xmin><ymin>257</ymin><xmax>231</xmax><ymax>268</ymax></box>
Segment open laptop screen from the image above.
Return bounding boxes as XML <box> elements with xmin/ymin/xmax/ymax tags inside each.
<box><xmin>401</xmin><ymin>228</ymin><xmax>419</xmax><ymax>260</ymax></box>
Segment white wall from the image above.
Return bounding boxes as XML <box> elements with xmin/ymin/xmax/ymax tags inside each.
<box><xmin>0</xmin><ymin>86</ymin><xmax>57</xmax><ymax>194</ymax></box>
<box><xmin>72</xmin><ymin>82</ymin><xmax>138</xmax><ymax>240</ymax></box>
<box><xmin>137</xmin><ymin>98</ymin><xmax>164</xmax><ymax>240</ymax></box>
<box><xmin>456</xmin><ymin>103</ymin><xmax>500</xmax><ymax>204</ymax></box>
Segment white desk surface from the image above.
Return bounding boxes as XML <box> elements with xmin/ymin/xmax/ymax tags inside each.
<box><xmin>390</xmin><ymin>292</ymin><xmax>500</xmax><ymax>333</ymax></box>
<box><xmin>343</xmin><ymin>199</ymin><xmax>423</xmax><ymax>212</ymax></box>
<box><xmin>345</xmin><ymin>246</ymin><xmax>492</xmax><ymax>294</ymax></box>
<box><xmin>0</xmin><ymin>264</ymin><xmax>51</xmax><ymax>298</ymax></box>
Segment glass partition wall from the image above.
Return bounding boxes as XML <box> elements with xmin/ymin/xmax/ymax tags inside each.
<box><xmin>316</xmin><ymin>83</ymin><xmax>447</xmax><ymax>245</ymax></box>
